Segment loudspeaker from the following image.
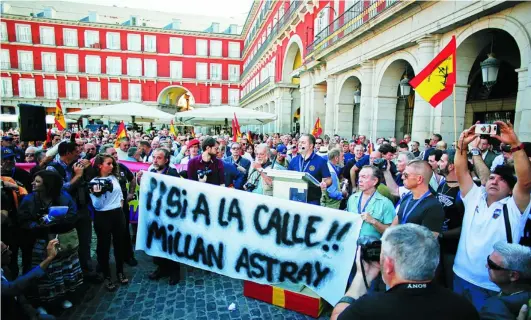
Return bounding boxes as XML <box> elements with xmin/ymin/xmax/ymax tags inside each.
<box><xmin>18</xmin><ymin>104</ymin><xmax>47</xmax><ymax>141</ymax></box>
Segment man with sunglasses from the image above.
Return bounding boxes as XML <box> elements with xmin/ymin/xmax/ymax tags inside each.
<box><xmin>453</xmin><ymin>121</ymin><xmax>531</xmax><ymax>311</ymax></box>
<box><xmin>480</xmin><ymin>242</ymin><xmax>531</xmax><ymax>319</ymax></box>
<box><xmin>226</xmin><ymin>142</ymin><xmax>250</xmax><ymax>179</ymax></box>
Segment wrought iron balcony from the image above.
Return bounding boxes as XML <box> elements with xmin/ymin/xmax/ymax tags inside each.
<box><xmin>307</xmin><ymin>0</ymin><xmax>399</xmax><ymax>58</ymax></box>
<box><xmin>240</xmin><ymin>76</ymin><xmax>272</xmax><ymax>103</ymax></box>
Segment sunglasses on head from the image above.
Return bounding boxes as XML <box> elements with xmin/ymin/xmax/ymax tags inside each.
<box><xmin>487</xmin><ymin>255</ymin><xmax>509</xmax><ymax>271</ymax></box>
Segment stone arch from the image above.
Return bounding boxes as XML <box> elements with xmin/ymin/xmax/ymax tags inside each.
<box><xmin>157</xmin><ymin>85</ymin><xmax>195</xmax><ymax>111</ymax></box>
<box><xmin>281</xmin><ymin>34</ymin><xmax>304</xmax><ymax>83</ymax></box>
<box><xmin>337</xmin><ymin>74</ymin><xmax>362</xmax><ymax>138</ymax></box>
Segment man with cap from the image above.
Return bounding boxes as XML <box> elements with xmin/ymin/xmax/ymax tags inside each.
<box><xmin>275</xmin><ymin>144</ymin><xmax>289</xmax><ymax>168</ymax></box>
<box><xmin>453</xmin><ymin>121</ymin><xmax>531</xmax><ymax>310</ymax></box>
<box><xmin>179</xmin><ymin>139</ymin><xmax>200</xmax><ymax>165</ymax></box>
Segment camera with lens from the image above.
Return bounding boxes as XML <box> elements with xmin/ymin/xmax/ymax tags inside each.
<box><xmin>372</xmin><ymin>158</ymin><xmax>387</xmax><ymax>171</ymax></box>
<box><xmin>244</xmin><ymin>182</ymin><xmax>257</xmax><ymax>192</ymax></box>
<box><xmin>358</xmin><ymin>236</ymin><xmax>382</xmax><ymax>262</ymax></box>
<box><xmin>500</xmin><ymin>144</ymin><xmax>511</xmax><ymax>153</ymax></box>
<box><xmin>88</xmin><ymin>178</ymin><xmax>114</xmax><ymax>197</ymax></box>
<box><xmin>197</xmin><ymin>169</ymin><xmax>212</xmax><ymax>180</ymax></box>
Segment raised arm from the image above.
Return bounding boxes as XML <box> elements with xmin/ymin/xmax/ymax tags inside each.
<box><xmin>455</xmin><ymin>126</ymin><xmax>478</xmax><ymax>198</ymax></box>
<box><xmin>469</xmin><ymin>137</ymin><xmax>491</xmax><ymax>186</ymax></box>
<box><xmin>494</xmin><ymin>121</ymin><xmax>531</xmax><ymax>212</ymax></box>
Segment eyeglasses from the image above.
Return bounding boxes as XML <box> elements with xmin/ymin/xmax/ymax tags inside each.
<box><xmin>1</xmin><ymin>245</ymin><xmax>9</xmax><ymax>255</ymax></box>
<box><xmin>231</xmin><ymin>147</ymin><xmax>239</xmax><ymax>150</ymax></box>
<box><xmin>25</xmin><ymin>153</ymin><xmax>35</xmax><ymax>157</ymax></box>
<box><xmin>402</xmin><ymin>172</ymin><xmax>419</xmax><ymax>179</ymax></box>
<box><xmin>487</xmin><ymin>255</ymin><xmax>509</xmax><ymax>271</ymax></box>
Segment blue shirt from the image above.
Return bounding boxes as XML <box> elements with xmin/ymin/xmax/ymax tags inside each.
<box><xmin>344</xmin><ymin>152</ymin><xmax>354</xmax><ymax>164</ymax></box>
<box><xmin>288</xmin><ymin>151</ymin><xmax>331</xmax><ymax>204</ymax></box>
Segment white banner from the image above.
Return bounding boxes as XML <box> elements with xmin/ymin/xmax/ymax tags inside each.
<box><xmin>136</xmin><ymin>172</ymin><xmax>362</xmax><ymax>305</ymax></box>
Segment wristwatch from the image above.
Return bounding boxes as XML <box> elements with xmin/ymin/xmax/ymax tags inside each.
<box><xmin>470</xmin><ymin>148</ymin><xmax>481</xmax><ymax>156</ymax></box>
<box><xmin>258</xmin><ymin>168</ymin><xmax>264</xmax><ymax>174</ymax></box>
<box><xmin>337</xmin><ymin>296</ymin><xmax>356</xmax><ymax>305</ymax></box>
<box><xmin>510</xmin><ymin>143</ymin><xmax>524</xmax><ymax>153</ymax></box>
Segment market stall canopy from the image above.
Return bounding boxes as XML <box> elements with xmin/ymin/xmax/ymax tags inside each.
<box><xmin>175</xmin><ymin>106</ymin><xmax>277</xmax><ymax>125</ymax></box>
<box><xmin>0</xmin><ymin>114</ymin><xmax>75</xmax><ymax>124</ymax></box>
<box><xmin>66</xmin><ymin>103</ymin><xmax>174</xmax><ymax>123</ymax></box>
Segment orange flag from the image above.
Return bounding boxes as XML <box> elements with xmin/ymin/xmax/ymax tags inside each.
<box><xmin>409</xmin><ymin>36</ymin><xmax>456</xmax><ymax>107</ymax></box>
<box><xmin>311</xmin><ymin>117</ymin><xmax>322</xmax><ymax>138</ymax></box>
<box><xmin>114</xmin><ymin>121</ymin><xmax>127</xmax><ymax>148</ymax></box>
<box><xmin>247</xmin><ymin>131</ymin><xmax>253</xmax><ymax>144</ymax></box>
<box><xmin>54</xmin><ymin>98</ymin><xmax>67</xmax><ymax>130</ymax></box>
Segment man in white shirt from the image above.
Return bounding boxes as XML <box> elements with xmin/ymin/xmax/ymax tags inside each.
<box><xmin>116</xmin><ymin>137</ymin><xmax>131</xmax><ymax>161</ymax></box>
<box><xmin>453</xmin><ymin>121</ymin><xmax>531</xmax><ymax>311</ymax></box>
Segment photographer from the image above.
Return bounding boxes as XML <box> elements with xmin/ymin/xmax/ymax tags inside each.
<box><xmin>187</xmin><ymin>137</ymin><xmax>224</xmax><ymax>186</ymax></box>
<box><xmin>89</xmin><ymin>154</ymin><xmax>128</xmax><ymax>291</ymax></box>
<box><xmin>331</xmin><ymin>224</ymin><xmax>478</xmax><ymax>320</ymax></box>
<box><xmin>453</xmin><ymin>121</ymin><xmax>531</xmax><ymax>310</ymax></box>
<box><xmin>245</xmin><ymin>144</ymin><xmax>284</xmax><ymax>196</ymax></box>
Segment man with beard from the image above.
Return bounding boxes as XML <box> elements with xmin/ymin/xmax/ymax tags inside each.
<box><xmin>137</xmin><ymin>148</ymin><xmax>181</xmax><ymax>285</ymax></box>
<box><xmin>436</xmin><ymin>149</ymin><xmax>465</xmax><ymax>289</ymax></box>
<box><xmin>187</xmin><ymin>137</ymin><xmax>224</xmax><ymax>186</ymax></box>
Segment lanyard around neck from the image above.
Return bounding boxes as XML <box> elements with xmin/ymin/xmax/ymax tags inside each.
<box><xmin>299</xmin><ymin>152</ymin><xmax>314</xmax><ymax>173</ymax></box>
<box><xmin>401</xmin><ymin>191</ymin><xmax>431</xmax><ymax>224</ymax></box>
<box><xmin>358</xmin><ymin>191</ymin><xmax>376</xmax><ymax>214</ymax></box>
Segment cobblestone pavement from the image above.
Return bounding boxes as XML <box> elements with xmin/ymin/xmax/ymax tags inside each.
<box><xmin>59</xmin><ymin>249</ymin><xmax>332</xmax><ymax>320</ymax></box>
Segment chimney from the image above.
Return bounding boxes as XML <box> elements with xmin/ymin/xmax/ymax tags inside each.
<box><xmin>1</xmin><ymin>3</ymin><xmax>11</xmax><ymax>14</ymax></box>
<box><xmin>130</xmin><ymin>15</ymin><xmax>141</xmax><ymax>26</ymax></box>
<box><xmin>229</xmin><ymin>24</ymin><xmax>238</xmax><ymax>34</ymax></box>
<box><xmin>88</xmin><ymin>11</ymin><xmax>98</xmax><ymax>22</ymax></box>
<box><xmin>211</xmin><ymin>22</ymin><xmax>219</xmax><ymax>33</ymax></box>
<box><xmin>172</xmin><ymin>19</ymin><xmax>180</xmax><ymax>30</ymax></box>
<box><xmin>43</xmin><ymin>7</ymin><xmax>56</xmax><ymax>18</ymax></box>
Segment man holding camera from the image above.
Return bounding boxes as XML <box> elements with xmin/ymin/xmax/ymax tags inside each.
<box><xmin>244</xmin><ymin>144</ymin><xmax>281</xmax><ymax>196</ymax></box>
<box><xmin>331</xmin><ymin>224</ymin><xmax>478</xmax><ymax>319</ymax></box>
<box><xmin>187</xmin><ymin>137</ymin><xmax>224</xmax><ymax>186</ymax></box>
<box><xmin>453</xmin><ymin>121</ymin><xmax>531</xmax><ymax>310</ymax></box>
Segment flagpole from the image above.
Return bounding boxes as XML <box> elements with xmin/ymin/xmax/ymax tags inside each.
<box><xmin>453</xmin><ymin>83</ymin><xmax>457</xmax><ymax>144</ymax></box>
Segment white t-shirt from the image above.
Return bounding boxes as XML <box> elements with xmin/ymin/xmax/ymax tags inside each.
<box><xmin>453</xmin><ymin>184</ymin><xmax>531</xmax><ymax>291</ymax></box>
<box><xmin>116</xmin><ymin>148</ymin><xmax>128</xmax><ymax>161</ymax></box>
<box><xmin>89</xmin><ymin>176</ymin><xmax>123</xmax><ymax>211</ymax></box>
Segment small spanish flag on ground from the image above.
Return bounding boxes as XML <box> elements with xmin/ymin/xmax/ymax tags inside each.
<box><xmin>311</xmin><ymin>117</ymin><xmax>322</xmax><ymax>138</ymax></box>
<box><xmin>54</xmin><ymin>98</ymin><xmax>67</xmax><ymax>130</ymax></box>
<box><xmin>409</xmin><ymin>36</ymin><xmax>456</xmax><ymax>107</ymax></box>
<box><xmin>114</xmin><ymin>121</ymin><xmax>127</xmax><ymax>148</ymax></box>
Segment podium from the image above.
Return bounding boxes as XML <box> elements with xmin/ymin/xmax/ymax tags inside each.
<box><xmin>243</xmin><ymin>169</ymin><xmax>325</xmax><ymax>318</ymax></box>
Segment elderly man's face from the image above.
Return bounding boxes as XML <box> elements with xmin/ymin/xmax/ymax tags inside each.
<box><xmin>84</xmin><ymin>143</ymin><xmax>96</xmax><ymax>156</ymax></box>
<box><xmin>120</xmin><ymin>140</ymin><xmax>131</xmax><ymax>152</ymax></box>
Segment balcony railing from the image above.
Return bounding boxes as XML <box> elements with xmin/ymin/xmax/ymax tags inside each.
<box><xmin>241</xmin><ymin>1</ymin><xmax>301</xmax><ymax>80</ymax></box>
<box><xmin>240</xmin><ymin>76</ymin><xmax>271</xmax><ymax>102</ymax></box>
<box><xmin>306</xmin><ymin>0</ymin><xmax>399</xmax><ymax>57</ymax></box>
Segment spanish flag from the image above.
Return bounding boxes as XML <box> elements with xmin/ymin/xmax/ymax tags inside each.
<box><xmin>232</xmin><ymin>113</ymin><xmax>242</xmax><ymax>142</ymax></box>
<box><xmin>114</xmin><ymin>121</ymin><xmax>127</xmax><ymax>148</ymax></box>
<box><xmin>170</xmin><ymin>120</ymin><xmax>177</xmax><ymax>137</ymax></box>
<box><xmin>247</xmin><ymin>131</ymin><xmax>253</xmax><ymax>144</ymax></box>
<box><xmin>311</xmin><ymin>117</ymin><xmax>322</xmax><ymax>138</ymax></box>
<box><xmin>409</xmin><ymin>36</ymin><xmax>456</xmax><ymax>108</ymax></box>
<box><xmin>54</xmin><ymin>98</ymin><xmax>67</xmax><ymax>130</ymax></box>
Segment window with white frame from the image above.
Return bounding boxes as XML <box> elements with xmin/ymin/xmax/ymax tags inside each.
<box><xmin>210</xmin><ymin>63</ymin><xmax>222</xmax><ymax>81</ymax></box>
<box><xmin>228</xmin><ymin>89</ymin><xmax>239</xmax><ymax>106</ymax></box>
<box><xmin>196</xmin><ymin>62</ymin><xmax>207</xmax><ymax>80</ymax></box>
<box><xmin>66</xmin><ymin>81</ymin><xmax>80</xmax><ymax>100</ymax></box>
<box><xmin>144</xmin><ymin>59</ymin><xmax>157</xmax><ymax>77</ymax></box>
<box><xmin>127</xmin><ymin>34</ymin><xmax>141</xmax><ymax>51</ymax></box>
<box><xmin>228</xmin><ymin>42</ymin><xmax>240</xmax><ymax>58</ymax></box>
<box><xmin>16</xmin><ymin>24</ymin><xmax>32</xmax><ymax>43</ymax></box>
<box><xmin>85</xmin><ymin>55</ymin><xmax>101</xmax><ymax>74</ymax></box>
<box><xmin>108</xmin><ymin>83</ymin><xmax>122</xmax><ymax>101</ymax></box>
<box><xmin>169</xmin><ymin>37</ymin><xmax>183</xmax><ymax>54</ymax></box>
<box><xmin>210</xmin><ymin>88</ymin><xmax>221</xmax><ymax>105</ymax></box>
<box><xmin>228</xmin><ymin>64</ymin><xmax>239</xmax><ymax>82</ymax></box>
<box><xmin>17</xmin><ymin>51</ymin><xmax>33</xmax><ymax>71</ymax></box>
<box><xmin>87</xmin><ymin>82</ymin><xmax>101</xmax><ymax>101</ymax></box>
<box><xmin>1</xmin><ymin>22</ymin><xmax>7</xmax><ymax>42</ymax></box>
<box><xmin>170</xmin><ymin>61</ymin><xmax>182</xmax><ymax>79</ymax></box>
<box><xmin>210</xmin><ymin>40</ymin><xmax>222</xmax><ymax>57</ymax></box>
<box><xmin>40</xmin><ymin>26</ymin><xmax>55</xmax><ymax>45</ymax></box>
<box><xmin>43</xmin><ymin>79</ymin><xmax>58</xmax><ymax>99</ymax></box>
<box><xmin>63</xmin><ymin>28</ymin><xmax>78</xmax><ymax>47</ymax></box>
<box><xmin>127</xmin><ymin>58</ymin><xmax>142</xmax><ymax>76</ymax></box>
<box><xmin>129</xmin><ymin>83</ymin><xmax>141</xmax><ymax>102</ymax></box>
<box><xmin>196</xmin><ymin>39</ymin><xmax>207</xmax><ymax>56</ymax></box>
<box><xmin>41</xmin><ymin>52</ymin><xmax>56</xmax><ymax>72</ymax></box>
<box><xmin>1</xmin><ymin>78</ymin><xmax>13</xmax><ymax>97</ymax></box>
<box><xmin>64</xmin><ymin>54</ymin><xmax>78</xmax><ymax>73</ymax></box>
<box><xmin>106</xmin><ymin>57</ymin><xmax>122</xmax><ymax>75</ymax></box>
<box><xmin>1</xmin><ymin>49</ymin><xmax>10</xmax><ymax>69</ymax></box>
<box><xmin>106</xmin><ymin>32</ymin><xmax>120</xmax><ymax>50</ymax></box>
<box><xmin>18</xmin><ymin>78</ymin><xmax>35</xmax><ymax>98</ymax></box>
<box><xmin>144</xmin><ymin>35</ymin><xmax>156</xmax><ymax>52</ymax></box>
<box><xmin>84</xmin><ymin>30</ymin><xmax>99</xmax><ymax>47</ymax></box>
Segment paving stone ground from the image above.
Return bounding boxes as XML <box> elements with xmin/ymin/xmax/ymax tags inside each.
<box><xmin>55</xmin><ymin>232</ymin><xmax>332</xmax><ymax>320</ymax></box>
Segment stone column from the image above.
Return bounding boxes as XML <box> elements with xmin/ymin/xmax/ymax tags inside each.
<box><xmin>515</xmin><ymin>67</ymin><xmax>531</xmax><ymax>142</ymax></box>
<box><xmin>299</xmin><ymin>86</ymin><xmax>309</xmax><ymax>133</ymax></box>
<box><xmin>276</xmin><ymin>88</ymin><xmax>293</xmax><ymax>134</ymax></box>
<box><xmin>359</xmin><ymin>61</ymin><xmax>375</xmax><ymax>138</ymax></box>
<box><xmin>324</xmin><ymin>76</ymin><xmax>336</xmax><ymax>136</ymax></box>
<box><xmin>411</xmin><ymin>36</ymin><xmax>438</xmax><ymax>142</ymax></box>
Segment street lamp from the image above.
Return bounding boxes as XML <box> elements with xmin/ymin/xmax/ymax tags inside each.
<box><xmin>480</xmin><ymin>53</ymin><xmax>500</xmax><ymax>89</ymax></box>
<box><xmin>399</xmin><ymin>75</ymin><xmax>411</xmax><ymax>97</ymax></box>
<box><xmin>353</xmin><ymin>88</ymin><xmax>361</xmax><ymax>105</ymax></box>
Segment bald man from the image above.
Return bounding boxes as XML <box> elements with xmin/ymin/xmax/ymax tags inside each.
<box><xmin>391</xmin><ymin>160</ymin><xmax>445</xmax><ymax>234</ymax></box>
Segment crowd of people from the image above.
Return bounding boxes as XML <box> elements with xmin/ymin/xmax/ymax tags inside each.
<box><xmin>1</xmin><ymin>120</ymin><xmax>530</xmax><ymax>319</ymax></box>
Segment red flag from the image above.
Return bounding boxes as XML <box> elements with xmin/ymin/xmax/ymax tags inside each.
<box><xmin>247</xmin><ymin>131</ymin><xmax>253</xmax><ymax>144</ymax></box>
<box><xmin>233</xmin><ymin>113</ymin><xmax>242</xmax><ymax>141</ymax></box>
<box><xmin>114</xmin><ymin>121</ymin><xmax>127</xmax><ymax>148</ymax></box>
<box><xmin>231</xmin><ymin>119</ymin><xmax>238</xmax><ymax>142</ymax></box>
<box><xmin>54</xmin><ymin>99</ymin><xmax>67</xmax><ymax>130</ymax></box>
<box><xmin>311</xmin><ymin>118</ymin><xmax>322</xmax><ymax>137</ymax></box>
